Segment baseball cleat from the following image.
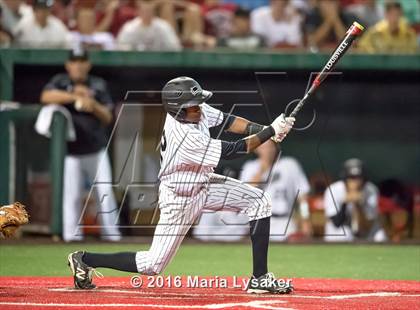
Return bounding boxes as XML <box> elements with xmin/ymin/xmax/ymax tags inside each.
<box><xmin>67</xmin><ymin>251</ymin><xmax>98</xmax><ymax>289</ymax></box>
<box><xmin>246</xmin><ymin>272</ymin><xmax>293</xmax><ymax>294</ymax></box>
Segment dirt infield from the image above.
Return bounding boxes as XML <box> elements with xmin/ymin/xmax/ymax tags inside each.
<box><xmin>0</xmin><ymin>276</ymin><xmax>419</xmax><ymax>310</ymax></box>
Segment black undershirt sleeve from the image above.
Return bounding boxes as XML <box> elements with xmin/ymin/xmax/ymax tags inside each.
<box><xmin>330</xmin><ymin>203</ymin><xmax>348</xmax><ymax>227</ymax></box>
<box><xmin>222</xmin><ymin>112</ymin><xmax>235</xmax><ymax>131</ymax></box>
<box><xmin>221</xmin><ymin>139</ymin><xmax>247</xmax><ymax>159</ymax></box>
<box><xmin>220</xmin><ymin>126</ymin><xmax>275</xmax><ymax>160</ymax></box>
<box><xmin>222</xmin><ymin>113</ymin><xmax>265</xmax><ymax>135</ymax></box>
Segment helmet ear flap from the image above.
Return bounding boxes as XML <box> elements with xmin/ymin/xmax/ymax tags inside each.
<box><xmin>170</xmin><ymin>107</ymin><xmax>187</xmax><ymax>122</ymax></box>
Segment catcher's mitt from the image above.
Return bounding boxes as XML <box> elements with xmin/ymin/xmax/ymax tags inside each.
<box><xmin>0</xmin><ymin>202</ymin><xmax>29</xmax><ymax>238</ymax></box>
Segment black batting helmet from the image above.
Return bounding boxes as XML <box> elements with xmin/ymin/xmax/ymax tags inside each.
<box><xmin>342</xmin><ymin>158</ymin><xmax>365</xmax><ymax>179</ymax></box>
<box><xmin>161</xmin><ymin>77</ymin><xmax>212</xmax><ymax>122</ymax></box>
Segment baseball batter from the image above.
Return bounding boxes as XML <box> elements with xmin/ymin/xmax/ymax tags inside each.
<box><xmin>68</xmin><ymin>77</ymin><xmax>295</xmax><ymax>294</ymax></box>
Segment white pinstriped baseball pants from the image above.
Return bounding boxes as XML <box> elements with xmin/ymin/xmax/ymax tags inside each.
<box><xmin>135</xmin><ymin>173</ymin><xmax>272</xmax><ymax>275</ymax></box>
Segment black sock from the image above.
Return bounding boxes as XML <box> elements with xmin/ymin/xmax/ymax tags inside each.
<box><xmin>249</xmin><ymin>216</ymin><xmax>270</xmax><ymax>278</ymax></box>
<box><xmin>82</xmin><ymin>252</ymin><xmax>138</xmax><ymax>273</ymax></box>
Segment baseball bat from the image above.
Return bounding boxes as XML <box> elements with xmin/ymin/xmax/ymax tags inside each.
<box><xmin>289</xmin><ymin>21</ymin><xmax>365</xmax><ymax>118</ymax></box>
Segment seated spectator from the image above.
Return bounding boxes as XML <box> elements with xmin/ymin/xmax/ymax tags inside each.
<box><xmin>156</xmin><ymin>0</ymin><xmax>208</xmax><ymax>48</ymax></box>
<box><xmin>0</xmin><ymin>6</ymin><xmax>12</xmax><ymax>47</ymax></box>
<box><xmin>67</xmin><ymin>7</ymin><xmax>115</xmax><ymax>50</ymax></box>
<box><xmin>117</xmin><ymin>0</ymin><xmax>181</xmax><ymax>51</ymax></box>
<box><xmin>51</xmin><ymin>0</ymin><xmax>74</xmax><ymax>27</ymax></box>
<box><xmin>344</xmin><ymin>0</ymin><xmax>384</xmax><ymax>27</ymax></box>
<box><xmin>13</xmin><ymin>0</ymin><xmax>68</xmax><ymax>48</ymax></box>
<box><xmin>251</xmin><ymin>0</ymin><xmax>303</xmax><ymax>48</ymax></box>
<box><xmin>96</xmin><ymin>0</ymin><xmax>138</xmax><ymax>37</ymax></box>
<box><xmin>377</xmin><ymin>0</ymin><xmax>420</xmax><ymax>25</ymax></box>
<box><xmin>0</xmin><ymin>0</ymin><xmax>32</xmax><ymax>34</ymax></box>
<box><xmin>201</xmin><ymin>0</ymin><xmax>237</xmax><ymax>39</ymax></box>
<box><xmin>304</xmin><ymin>0</ymin><xmax>355</xmax><ymax>50</ymax></box>
<box><xmin>358</xmin><ymin>1</ymin><xmax>418</xmax><ymax>54</ymax></box>
<box><xmin>218</xmin><ymin>7</ymin><xmax>265</xmax><ymax>49</ymax></box>
<box><xmin>324</xmin><ymin>158</ymin><xmax>387</xmax><ymax>242</ymax></box>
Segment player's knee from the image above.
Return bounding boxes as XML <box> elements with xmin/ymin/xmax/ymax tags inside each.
<box><xmin>262</xmin><ymin>191</ymin><xmax>272</xmax><ymax>208</ymax></box>
<box><xmin>258</xmin><ymin>191</ymin><xmax>272</xmax><ymax>217</ymax></box>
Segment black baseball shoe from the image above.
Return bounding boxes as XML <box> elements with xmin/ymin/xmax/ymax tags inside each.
<box><xmin>67</xmin><ymin>251</ymin><xmax>99</xmax><ymax>289</ymax></box>
<box><xmin>247</xmin><ymin>272</ymin><xmax>293</xmax><ymax>294</ymax></box>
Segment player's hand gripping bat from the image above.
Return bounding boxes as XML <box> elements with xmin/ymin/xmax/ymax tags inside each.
<box><xmin>288</xmin><ymin>22</ymin><xmax>365</xmax><ymax>118</ymax></box>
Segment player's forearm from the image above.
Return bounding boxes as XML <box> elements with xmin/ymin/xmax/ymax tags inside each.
<box><xmin>220</xmin><ymin>126</ymin><xmax>275</xmax><ymax>159</ymax></box>
<box><xmin>332</xmin><ymin>18</ymin><xmax>346</xmax><ymax>39</ymax></box>
<box><xmin>223</xmin><ymin>113</ymin><xmax>264</xmax><ymax>135</ymax></box>
<box><xmin>308</xmin><ymin>21</ymin><xmax>331</xmax><ymax>46</ymax></box>
<box><xmin>92</xmin><ymin>100</ymin><xmax>113</xmax><ymax>125</ymax></box>
<box><xmin>40</xmin><ymin>90</ymin><xmax>77</xmax><ymax>105</ymax></box>
<box><xmin>330</xmin><ymin>203</ymin><xmax>347</xmax><ymax>227</ymax></box>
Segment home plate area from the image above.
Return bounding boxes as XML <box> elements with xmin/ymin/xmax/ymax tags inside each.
<box><xmin>0</xmin><ymin>277</ymin><xmax>419</xmax><ymax>310</ymax></box>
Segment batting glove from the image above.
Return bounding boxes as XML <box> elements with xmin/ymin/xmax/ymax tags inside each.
<box><xmin>270</xmin><ymin>114</ymin><xmax>295</xmax><ymax>143</ymax></box>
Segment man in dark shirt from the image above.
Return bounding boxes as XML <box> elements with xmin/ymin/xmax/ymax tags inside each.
<box><xmin>40</xmin><ymin>50</ymin><xmax>121</xmax><ymax>242</ymax></box>
<box><xmin>218</xmin><ymin>7</ymin><xmax>265</xmax><ymax>49</ymax></box>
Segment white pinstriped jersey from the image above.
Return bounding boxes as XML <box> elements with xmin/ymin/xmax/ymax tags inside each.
<box><xmin>158</xmin><ymin>103</ymin><xmax>224</xmax><ymax>196</ymax></box>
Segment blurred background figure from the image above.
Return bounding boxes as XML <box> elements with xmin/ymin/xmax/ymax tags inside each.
<box><xmin>251</xmin><ymin>0</ymin><xmax>303</xmax><ymax>48</ymax></box>
<box><xmin>306</xmin><ymin>172</ymin><xmax>332</xmax><ymax>238</ymax></box>
<box><xmin>194</xmin><ymin>141</ymin><xmax>311</xmax><ymax>242</ymax></box>
<box><xmin>217</xmin><ymin>6</ymin><xmax>265</xmax><ymax>49</ymax></box>
<box><xmin>241</xmin><ymin>141</ymin><xmax>311</xmax><ymax>241</ymax></box>
<box><xmin>0</xmin><ymin>6</ymin><xmax>12</xmax><ymax>47</ymax></box>
<box><xmin>358</xmin><ymin>1</ymin><xmax>418</xmax><ymax>54</ymax></box>
<box><xmin>344</xmin><ymin>0</ymin><xmax>384</xmax><ymax>28</ymax></box>
<box><xmin>377</xmin><ymin>0</ymin><xmax>420</xmax><ymax>26</ymax></box>
<box><xmin>67</xmin><ymin>5</ymin><xmax>115</xmax><ymax>50</ymax></box>
<box><xmin>378</xmin><ymin>179</ymin><xmax>414</xmax><ymax>242</ymax></box>
<box><xmin>324</xmin><ymin>158</ymin><xmax>387</xmax><ymax>242</ymax></box>
<box><xmin>155</xmin><ymin>0</ymin><xmax>206</xmax><ymax>47</ymax></box>
<box><xmin>0</xmin><ymin>0</ymin><xmax>32</xmax><ymax>34</ymax></box>
<box><xmin>40</xmin><ymin>50</ymin><xmax>121</xmax><ymax>242</ymax></box>
<box><xmin>96</xmin><ymin>0</ymin><xmax>138</xmax><ymax>37</ymax></box>
<box><xmin>13</xmin><ymin>0</ymin><xmax>68</xmax><ymax>48</ymax></box>
<box><xmin>201</xmin><ymin>0</ymin><xmax>236</xmax><ymax>40</ymax></box>
<box><xmin>304</xmin><ymin>0</ymin><xmax>355</xmax><ymax>51</ymax></box>
<box><xmin>117</xmin><ymin>0</ymin><xmax>181</xmax><ymax>51</ymax></box>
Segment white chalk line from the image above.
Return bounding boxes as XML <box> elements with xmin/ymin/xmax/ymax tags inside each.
<box><xmin>0</xmin><ymin>300</ymin><xmax>293</xmax><ymax>310</ymax></box>
<box><xmin>47</xmin><ymin>288</ymin><xmax>420</xmax><ymax>300</ymax></box>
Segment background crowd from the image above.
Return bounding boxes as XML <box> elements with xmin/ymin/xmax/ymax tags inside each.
<box><xmin>1</xmin><ymin>0</ymin><xmax>419</xmax><ymax>53</ymax></box>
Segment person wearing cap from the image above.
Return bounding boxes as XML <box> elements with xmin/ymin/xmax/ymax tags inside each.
<box><xmin>13</xmin><ymin>0</ymin><xmax>68</xmax><ymax>48</ymax></box>
<box><xmin>40</xmin><ymin>50</ymin><xmax>121</xmax><ymax>242</ymax></box>
<box><xmin>323</xmin><ymin>158</ymin><xmax>386</xmax><ymax>242</ymax></box>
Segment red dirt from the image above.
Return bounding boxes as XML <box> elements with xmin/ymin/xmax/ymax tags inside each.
<box><xmin>0</xmin><ymin>276</ymin><xmax>419</xmax><ymax>310</ymax></box>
